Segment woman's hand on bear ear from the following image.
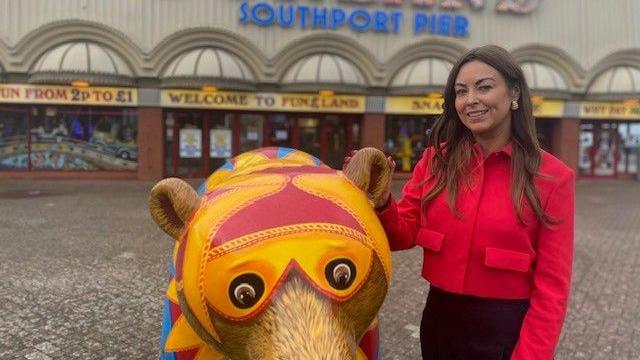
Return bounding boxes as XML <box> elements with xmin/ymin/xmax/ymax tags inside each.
<box><xmin>343</xmin><ymin>148</ymin><xmax>395</xmax><ymax>209</ymax></box>
<box><xmin>343</xmin><ymin>150</ymin><xmax>358</xmax><ymax>170</ymax></box>
<box><xmin>375</xmin><ymin>156</ymin><xmax>395</xmax><ymax>209</ymax></box>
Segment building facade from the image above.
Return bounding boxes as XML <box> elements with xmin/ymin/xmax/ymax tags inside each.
<box><xmin>0</xmin><ymin>0</ymin><xmax>638</xmax><ymax>180</ymax></box>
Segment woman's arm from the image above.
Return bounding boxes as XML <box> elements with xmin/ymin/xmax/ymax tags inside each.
<box><xmin>511</xmin><ymin>170</ymin><xmax>575</xmax><ymax>359</ymax></box>
<box><xmin>376</xmin><ymin>150</ymin><xmax>431</xmax><ymax>251</ymax></box>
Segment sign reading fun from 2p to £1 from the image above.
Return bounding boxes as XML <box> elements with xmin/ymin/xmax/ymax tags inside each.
<box><xmin>0</xmin><ymin>84</ymin><xmax>138</xmax><ymax>106</ymax></box>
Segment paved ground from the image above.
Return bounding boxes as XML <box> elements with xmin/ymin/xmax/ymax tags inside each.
<box><xmin>0</xmin><ymin>178</ymin><xmax>639</xmax><ymax>359</ymax></box>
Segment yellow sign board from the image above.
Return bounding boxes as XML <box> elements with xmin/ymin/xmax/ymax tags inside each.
<box><xmin>0</xmin><ymin>84</ymin><xmax>137</xmax><ymax>106</ymax></box>
<box><xmin>385</xmin><ymin>97</ymin><xmax>564</xmax><ymax>118</ymax></box>
<box><xmin>161</xmin><ymin>89</ymin><xmax>365</xmax><ymax>113</ymax></box>
<box><xmin>385</xmin><ymin>97</ymin><xmax>444</xmax><ymax>115</ymax></box>
<box><xmin>579</xmin><ymin>102</ymin><xmax>640</xmax><ymax>120</ymax></box>
<box><xmin>532</xmin><ymin>100</ymin><xmax>564</xmax><ymax>118</ymax></box>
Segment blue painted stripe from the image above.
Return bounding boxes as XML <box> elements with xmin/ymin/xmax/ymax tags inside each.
<box><xmin>160</xmin><ymin>297</ymin><xmax>177</xmax><ymax>360</ymax></box>
<box><xmin>169</xmin><ymin>260</ymin><xmax>176</xmax><ymax>278</ymax></box>
<box><xmin>221</xmin><ymin>161</ymin><xmax>234</xmax><ymax>170</ymax></box>
<box><xmin>197</xmin><ymin>182</ymin><xmax>206</xmax><ymax>195</ymax></box>
<box><xmin>312</xmin><ymin>156</ymin><xmax>322</xmax><ymax>166</ymax></box>
<box><xmin>277</xmin><ymin>147</ymin><xmax>295</xmax><ymax>159</ymax></box>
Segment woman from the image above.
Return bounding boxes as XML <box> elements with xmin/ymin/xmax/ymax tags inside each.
<box><xmin>349</xmin><ymin>45</ymin><xmax>574</xmax><ymax>359</ymax></box>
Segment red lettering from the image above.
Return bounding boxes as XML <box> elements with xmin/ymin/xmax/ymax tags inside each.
<box><xmin>25</xmin><ymin>88</ymin><xmax>36</xmax><ymax>99</ymax></box>
<box><xmin>56</xmin><ymin>89</ymin><xmax>68</xmax><ymax>100</ymax></box>
<box><xmin>0</xmin><ymin>87</ymin><xmax>20</xmax><ymax>99</ymax></box>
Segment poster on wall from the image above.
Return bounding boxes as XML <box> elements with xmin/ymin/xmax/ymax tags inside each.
<box><xmin>179</xmin><ymin>128</ymin><xmax>202</xmax><ymax>158</ymax></box>
<box><xmin>210</xmin><ymin>129</ymin><xmax>232</xmax><ymax>158</ymax></box>
<box><xmin>246</xmin><ymin>130</ymin><xmax>259</xmax><ymax>141</ymax></box>
<box><xmin>275</xmin><ymin>130</ymin><xmax>288</xmax><ymax>141</ymax></box>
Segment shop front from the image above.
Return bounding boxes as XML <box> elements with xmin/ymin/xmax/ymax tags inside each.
<box><xmin>161</xmin><ymin>89</ymin><xmax>364</xmax><ymax>177</ymax></box>
<box><xmin>578</xmin><ymin>102</ymin><xmax>640</xmax><ymax>179</ymax></box>
<box><xmin>0</xmin><ymin>84</ymin><xmax>138</xmax><ymax>176</ymax></box>
<box><xmin>384</xmin><ymin>96</ymin><xmax>440</xmax><ymax>173</ymax></box>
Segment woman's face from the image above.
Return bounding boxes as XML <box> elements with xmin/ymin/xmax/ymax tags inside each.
<box><xmin>453</xmin><ymin>60</ymin><xmax>518</xmax><ymax>139</ymax></box>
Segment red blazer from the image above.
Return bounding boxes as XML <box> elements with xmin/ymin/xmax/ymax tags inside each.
<box><xmin>378</xmin><ymin>143</ymin><xmax>574</xmax><ymax>360</ymax></box>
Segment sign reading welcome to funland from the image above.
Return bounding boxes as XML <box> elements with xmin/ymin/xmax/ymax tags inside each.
<box><xmin>239</xmin><ymin>0</ymin><xmax>541</xmax><ymax>38</ymax></box>
<box><xmin>161</xmin><ymin>89</ymin><xmax>365</xmax><ymax>113</ymax></box>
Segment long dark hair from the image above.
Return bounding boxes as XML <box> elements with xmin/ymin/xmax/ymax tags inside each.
<box><xmin>425</xmin><ymin>45</ymin><xmax>554</xmax><ymax>226</ymax></box>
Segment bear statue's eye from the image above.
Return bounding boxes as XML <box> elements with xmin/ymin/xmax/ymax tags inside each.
<box><xmin>229</xmin><ymin>273</ymin><xmax>264</xmax><ymax>309</ymax></box>
<box><xmin>325</xmin><ymin>258</ymin><xmax>356</xmax><ymax>290</ymax></box>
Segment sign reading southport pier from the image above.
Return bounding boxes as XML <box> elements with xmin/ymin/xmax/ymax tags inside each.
<box><xmin>239</xmin><ymin>0</ymin><xmax>541</xmax><ymax>37</ymax></box>
<box><xmin>161</xmin><ymin>89</ymin><xmax>365</xmax><ymax>113</ymax></box>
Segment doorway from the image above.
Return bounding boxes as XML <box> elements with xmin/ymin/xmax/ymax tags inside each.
<box><xmin>164</xmin><ymin>110</ymin><xmax>360</xmax><ymax>177</ymax></box>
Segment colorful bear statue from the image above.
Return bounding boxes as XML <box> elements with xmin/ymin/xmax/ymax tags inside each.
<box><xmin>150</xmin><ymin>147</ymin><xmax>392</xmax><ymax>359</ymax></box>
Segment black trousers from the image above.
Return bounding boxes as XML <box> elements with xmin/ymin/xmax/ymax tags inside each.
<box><xmin>420</xmin><ymin>286</ymin><xmax>529</xmax><ymax>360</ymax></box>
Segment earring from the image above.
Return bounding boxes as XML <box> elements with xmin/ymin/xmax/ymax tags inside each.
<box><xmin>511</xmin><ymin>100</ymin><xmax>519</xmax><ymax>110</ymax></box>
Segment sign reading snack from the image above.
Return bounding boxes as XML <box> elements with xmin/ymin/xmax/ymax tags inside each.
<box><xmin>385</xmin><ymin>97</ymin><xmax>444</xmax><ymax>115</ymax></box>
<box><xmin>161</xmin><ymin>90</ymin><xmax>365</xmax><ymax>113</ymax></box>
<box><xmin>0</xmin><ymin>84</ymin><xmax>137</xmax><ymax>106</ymax></box>
<box><xmin>580</xmin><ymin>102</ymin><xmax>640</xmax><ymax>120</ymax></box>
<box><xmin>385</xmin><ymin>96</ymin><xmax>565</xmax><ymax>118</ymax></box>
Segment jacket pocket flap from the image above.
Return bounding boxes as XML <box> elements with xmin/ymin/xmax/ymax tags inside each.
<box><xmin>415</xmin><ymin>228</ymin><xmax>445</xmax><ymax>252</ymax></box>
<box><xmin>484</xmin><ymin>247</ymin><xmax>532</xmax><ymax>273</ymax></box>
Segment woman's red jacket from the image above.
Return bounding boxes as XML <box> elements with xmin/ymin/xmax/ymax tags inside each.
<box><xmin>377</xmin><ymin>144</ymin><xmax>574</xmax><ymax>360</ymax></box>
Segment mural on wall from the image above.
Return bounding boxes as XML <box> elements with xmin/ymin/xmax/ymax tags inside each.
<box><xmin>150</xmin><ymin>147</ymin><xmax>393</xmax><ymax>360</ymax></box>
<box><xmin>0</xmin><ymin>107</ymin><xmax>138</xmax><ymax>171</ymax></box>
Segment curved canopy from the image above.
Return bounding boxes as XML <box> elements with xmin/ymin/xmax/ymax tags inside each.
<box><xmin>282</xmin><ymin>54</ymin><xmax>366</xmax><ymax>91</ymax></box>
<box><xmin>520</xmin><ymin>62</ymin><xmax>568</xmax><ymax>91</ymax></box>
<box><xmin>390</xmin><ymin>57</ymin><xmax>453</xmax><ymax>89</ymax></box>
<box><xmin>588</xmin><ymin>66</ymin><xmax>640</xmax><ymax>94</ymax></box>
<box><xmin>30</xmin><ymin>41</ymin><xmax>134</xmax><ymax>85</ymax></box>
<box><xmin>161</xmin><ymin>47</ymin><xmax>255</xmax><ymax>90</ymax></box>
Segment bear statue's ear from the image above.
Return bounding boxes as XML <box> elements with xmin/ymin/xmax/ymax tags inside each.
<box><xmin>342</xmin><ymin>147</ymin><xmax>392</xmax><ymax>207</ymax></box>
<box><xmin>149</xmin><ymin>178</ymin><xmax>202</xmax><ymax>240</ymax></box>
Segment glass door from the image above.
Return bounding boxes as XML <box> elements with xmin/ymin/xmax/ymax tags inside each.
<box><xmin>238</xmin><ymin>114</ymin><xmax>264</xmax><ymax>153</ymax></box>
<box><xmin>579</xmin><ymin>121</ymin><xmax>620</xmax><ymax>177</ymax></box>
<box><xmin>324</xmin><ymin>115</ymin><xmax>349</xmax><ymax>169</ymax></box>
<box><xmin>291</xmin><ymin>114</ymin><xmax>359</xmax><ymax>169</ymax></box>
<box><xmin>296</xmin><ymin>117</ymin><xmax>321</xmax><ymax>160</ymax></box>
<box><xmin>578</xmin><ymin>123</ymin><xmax>593</xmax><ymax>176</ymax></box>
<box><xmin>208</xmin><ymin>113</ymin><xmax>233</xmax><ymax>173</ymax></box>
<box><xmin>266</xmin><ymin>114</ymin><xmax>293</xmax><ymax>148</ymax></box>
<box><xmin>176</xmin><ymin>112</ymin><xmax>205</xmax><ymax>177</ymax></box>
<box><xmin>617</xmin><ymin>122</ymin><xmax>640</xmax><ymax>177</ymax></box>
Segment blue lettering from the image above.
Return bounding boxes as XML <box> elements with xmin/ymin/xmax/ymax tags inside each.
<box><xmin>428</xmin><ymin>14</ymin><xmax>437</xmax><ymax>33</ymax></box>
<box><xmin>349</xmin><ymin>9</ymin><xmax>371</xmax><ymax>32</ymax></box>
<box><xmin>298</xmin><ymin>6</ymin><xmax>310</xmax><ymax>29</ymax></box>
<box><xmin>414</xmin><ymin>13</ymin><xmax>428</xmax><ymax>33</ymax></box>
<box><xmin>373</xmin><ymin>10</ymin><xmax>389</xmax><ymax>33</ymax></box>
<box><xmin>239</xmin><ymin>1</ymin><xmax>249</xmax><ymax>24</ymax></box>
<box><xmin>252</xmin><ymin>3</ymin><xmax>275</xmax><ymax>27</ymax></box>
<box><xmin>238</xmin><ymin>3</ymin><xmax>470</xmax><ymax>38</ymax></box>
<box><xmin>391</xmin><ymin>11</ymin><xmax>403</xmax><ymax>33</ymax></box>
<box><xmin>312</xmin><ymin>7</ymin><xmax>328</xmax><ymax>28</ymax></box>
<box><xmin>331</xmin><ymin>8</ymin><xmax>347</xmax><ymax>29</ymax></box>
<box><xmin>438</xmin><ymin>14</ymin><xmax>451</xmax><ymax>35</ymax></box>
<box><xmin>279</xmin><ymin>5</ymin><xmax>295</xmax><ymax>28</ymax></box>
<box><xmin>454</xmin><ymin>15</ymin><xmax>469</xmax><ymax>36</ymax></box>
